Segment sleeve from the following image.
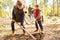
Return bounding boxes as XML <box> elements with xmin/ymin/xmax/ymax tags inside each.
<box><xmin>42</xmin><ymin>15</ymin><xmax>44</xmax><ymax>22</ymax></box>
<box><xmin>12</xmin><ymin>7</ymin><xmax>16</xmax><ymax>19</ymax></box>
<box><xmin>40</xmin><ymin>12</ymin><xmax>44</xmax><ymax>22</ymax></box>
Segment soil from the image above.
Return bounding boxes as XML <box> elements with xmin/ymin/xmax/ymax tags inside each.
<box><xmin>3</xmin><ymin>33</ymin><xmax>44</xmax><ymax>40</ymax></box>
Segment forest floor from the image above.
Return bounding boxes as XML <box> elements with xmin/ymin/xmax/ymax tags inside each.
<box><xmin>0</xmin><ymin>16</ymin><xmax>60</xmax><ymax>40</ymax></box>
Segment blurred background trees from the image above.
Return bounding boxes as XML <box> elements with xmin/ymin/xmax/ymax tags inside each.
<box><xmin>0</xmin><ymin>0</ymin><xmax>60</xmax><ymax>17</ymax></box>
<box><xmin>0</xmin><ymin>0</ymin><xmax>13</xmax><ymax>17</ymax></box>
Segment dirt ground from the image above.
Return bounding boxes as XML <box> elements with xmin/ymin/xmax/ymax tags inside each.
<box><xmin>0</xmin><ymin>24</ymin><xmax>60</xmax><ymax>40</ymax></box>
<box><xmin>0</xmin><ymin>17</ymin><xmax>60</xmax><ymax>40</ymax></box>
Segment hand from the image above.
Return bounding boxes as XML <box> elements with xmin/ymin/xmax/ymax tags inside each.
<box><xmin>25</xmin><ymin>11</ymin><xmax>27</xmax><ymax>13</ymax></box>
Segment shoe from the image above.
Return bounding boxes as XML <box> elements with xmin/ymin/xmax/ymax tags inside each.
<box><xmin>26</xmin><ymin>23</ymin><xmax>29</xmax><ymax>25</ymax></box>
<box><xmin>11</xmin><ymin>31</ymin><xmax>15</xmax><ymax>36</ymax></box>
<box><xmin>41</xmin><ymin>31</ymin><xmax>44</xmax><ymax>34</ymax></box>
<box><xmin>34</xmin><ymin>29</ymin><xmax>38</xmax><ymax>32</ymax></box>
<box><xmin>22</xmin><ymin>30</ymin><xmax>26</xmax><ymax>35</ymax></box>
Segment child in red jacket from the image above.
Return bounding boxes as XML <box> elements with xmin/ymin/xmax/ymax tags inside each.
<box><xmin>34</xmin><ymin>5</ymin><xmax>44</xmax><ymax>33</ymax></box>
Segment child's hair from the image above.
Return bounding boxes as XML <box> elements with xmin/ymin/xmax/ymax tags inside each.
<box><xmin>35</xmin><ymin>5</ymin><xmax>39</xmax><ymax>7</ymax></box>
<box><xmin>17</xmin><ymin>1</ymin><xmax>22</xmax><ymax>7</ymax></box>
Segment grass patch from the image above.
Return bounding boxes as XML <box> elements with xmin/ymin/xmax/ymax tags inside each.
<box><xmin>0</xmin><ymin>24</ymin><xmax>4</xmax><ymax>29</ymax></box>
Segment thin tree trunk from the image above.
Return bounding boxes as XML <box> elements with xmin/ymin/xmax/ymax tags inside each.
<box><xmin>53</xmin><ymin>0</ymin><xmax>54</xmax><ymax>14</ymax></box>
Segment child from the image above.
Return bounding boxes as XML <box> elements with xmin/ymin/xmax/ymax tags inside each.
<box><xmin>28</xmin><ymin>5</ymin><xmax>34</xmax><ymax>19</ymax></box>
<box><xmin>11</xmin><ymin>1</ymin><xmax>25</xmax><ymax>36</ymax></box>
<box><xmin>33</xmin><ymin>5</ymin><xmax>44</xmax><ymax>33</ymax></box>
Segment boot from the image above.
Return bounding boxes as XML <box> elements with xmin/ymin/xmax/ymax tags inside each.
<box><xmin>11</xmin><ymin>31</ymin><xmax>15</xmax><ymax>36</ymax></box>
<box><xmin>23</xmin><ymin>30</ymin><xmax>25</xmax><ymax>35</ymax></box>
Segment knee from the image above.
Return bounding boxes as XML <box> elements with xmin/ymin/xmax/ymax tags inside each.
<box><xmin>11</xmin><ymin>21</ymin><xmax>15</xmax><ymax>25</ymax></box>
<box><xmin>21</xmin><ymin>23</ymin><xmax>23</xmax><ymax>26</ymax></box>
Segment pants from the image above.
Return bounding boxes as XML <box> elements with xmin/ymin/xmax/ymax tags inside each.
<box><xmin>29</xmin><ymin>14</ymin><xmax>34</xmax><ymax>19</ymax></box>
<box><xmin>35</xmin><ymin>20</ymin><xmax>43</xmax><ymax>31</ymax></box>
<box><xmin>11</xmin><ymin>19</ymin><xmax>25</xmax><ymax>33</ymax></box>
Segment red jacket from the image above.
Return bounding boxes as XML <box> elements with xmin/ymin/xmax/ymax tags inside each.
<box><xmin>34</xmin><ymin>9</ymin><xmax>44</xmax><ymax>22</ymax></box>
<box><xmin>34</xmin><ymin>9</ymin><xmax>41</xmax><ymax>18</ymax></box>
